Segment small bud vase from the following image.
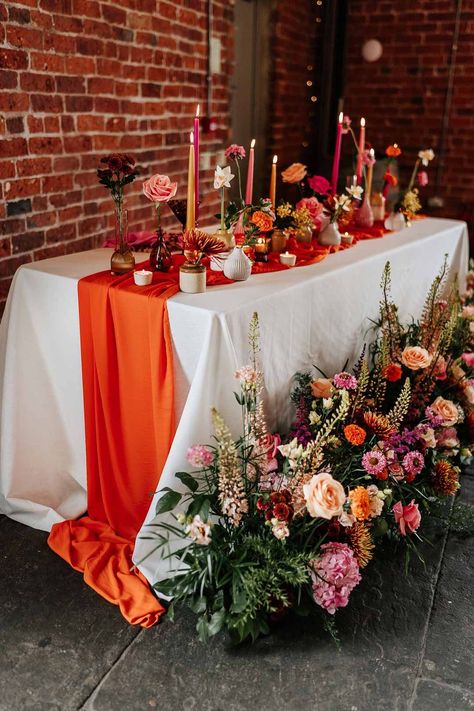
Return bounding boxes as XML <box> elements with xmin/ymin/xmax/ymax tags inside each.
<box><xmin>318</xmin><ymin>221</ymin><xmax>341</xmax><ymax>246</ymax></box>
<box><xmin>223</xmin><ymin>246</ymin><xmax>252</xmax><ymax>281</ymax></box>
<box><xmin>355</xmin><ymin>195</ymin><xmax>374</xmax><ymax>228</ymax></box>
<box><xmin>111</xmin><ymin>205</ymin><xmax>135</xmax><ymax>275</ymax></box>
<box><xmin>371</xmin><ymin>192</ymin><xmax>386</xmax><ymax>222</ymax></box>
<box><xmin>384</xmin><ymin>210</ymin><xmax>407</xmax><ymax>232</ymax></box>
<box><xmin>270</xmin><ymin>228</ymin><xmax>288</xmax><ymax>253</ymax></box>
<box><xmin>150</xmin><ymin>227</ymin><xmax>172</xmax><ymax>272</ymax></box>
<box><xmin>295</xmin><ymin>224</ymin><xmax>313</xmax><ymax>244</ymax></box>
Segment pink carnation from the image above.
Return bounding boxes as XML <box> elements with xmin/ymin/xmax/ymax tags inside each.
<box><xmin>309</xmin><ymin>542</ymin><xmax>361</xmax><ymax>615</ymax></box>
<box><xmin>417</xmin><ymin>171</ymin><xmax>428</xmax><ymax>187</ymax></box>
<box><xmin>462</xmin><ymin>353</ymin><xmax>474</xmax><ymax>368</ymax></box>
<box><xmin>393</xmin><ymin>500</ymin><xmax>421</xmax><ymax>536</ymax></box>
<box><xmin>186</xmin><ymin>445</ymin><xmax>213</xmax><ymax>468</ymax></box>
<box><xmin>307</xmin><ymin>174</ymin><xmax>331</xmax><ymax>195</ymax></box>
<box><xmin>296</xmin><ymin>197</ymin><xmax>324</xmax><ymax>228</ymax></box>
<box><xmin>333</xmin><ymin>372</ymin><xmax>358</xmax><ymax>390</ymax></box>
<box><xmin>402</xmin><ymin>450</ymin><xmax>425</xmax><ymax>477</ymax></box>
<box><xmin>225</xmin><ymin>144</ymin><xmax>246</xmax><ymax>161</ymax></box>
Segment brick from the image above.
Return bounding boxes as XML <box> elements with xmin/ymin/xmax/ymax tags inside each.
<box><xmin>0</xmin><ymin>48</ymin><xmax>28</xmax><ymax>70</ymax></box>
<box><xmin>9</xmin><ymin>7</ymin><xmax>32</xmax><ymax>24</ymax></box>
<box><xmin>63</xmin><ymin>135</ymin><xmax>92</xmax><ymax>153</ymax></box>
<box><xmin>0</xmin><ymin>218</ymin><xmax>26</xmax><ymax>235</ymax></box>
<box><xmin>77</xmin><ymin>37</ymin><xmax>103</xmax><ymax>55</ymax></box>
<box><xmin>0</xmin><ymin>71</ymin><xmax>18</xmax><ymax>89</ymax></box>
<box><xmin>0</xmin><ymin>138</ymin><xmax>28</xmax><ymax>158</ymax></box>
<box><xmin>56</xmin><ymin>75</ymin><xmax>85</xmax><ymax>93</ymax></box>
<box><xmin>0</xmin><ymin>240</ymin><xmax>12</xmax><ymax>259</ymax></box>
<box><xmin>6</xmin><ymin>116</ymin><xmax>25</xmax><ymax>134</ymax></box>
<box><xmin>31</xmin><ymin>52</ymin><xmax>65</xmax><ymax>72</ymax></box>
<box><xmin>20</xmin><ymin>72</ymin><xmax>55</xmax><ymax>92</ymax></box>
<box><xmin>5</xmin><ymin>178</ymin><xmax>40</xmax><ymax>200</ymax></box>
<box><xmin>7</xmin><ymin>26</ymin><xmax>43</xmax><ymax>49</ymax></box>
<box><xmin>29</xmin><ymin>136</ymin><xmax>63</xmax><ymax>154</ymax></box>
<box><xmin>65</xmin><ymin>95</ymin><xmax>93</xmax><ymax>112</ymax></box>
<box><xmin>64</xmin><ymin>55</ymin><xmax>95</xmax><ymax>74</ymax></box>
<box><xmin>46</xmin><ymin>223</ymin><xmax>77</xmax><ymax>243</ymax></box>
<box><xmin>31</xmin><ymin>94</ymin><xmax>63</xmax><ymax>113</ymax></box>
<box><xmin>42</xmin><ymin>175</ymin><xmax>73</xmax><ymax>193</ymax></box>
<box><xmin>0</xmin><ymin>93</ymin><xmax>29</xmax><ymax>112</ymax></box>
<box><xmin>12</xmin><ymin>232</ymin><xmax>45</xmax><ymax>254</ymax></box>
<box><xmin>0</xmin><ymin>161</ymin><xmax>16</xmax><ymax>179</ymax></box>
<box><xmin>16</xmin><ymin>158</ymin><xmax>52</xmax><ymax>177</ymax></box>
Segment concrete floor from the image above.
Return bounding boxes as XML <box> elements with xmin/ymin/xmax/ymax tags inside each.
<box><xmin>1</xmin><ymin>476</ymin><xmax>473</xmax><ymax>711</ymax></box>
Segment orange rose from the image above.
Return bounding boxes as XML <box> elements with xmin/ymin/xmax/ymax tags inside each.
<box><xmin>431</xmin><ymin>396</ymin><xmax>459</xmax><ymax>427</ymax></box>
<box><xmin>310</xmin><ymin>378</ymin><xmax>334</xmax><ymax>399</ymax></box>
<box><xmin>401</xmin><ymin>346</ymin><xmax>433</xmax><ymax>370</ymax></box>
<box><xmin>281</xmin><ymin>162</ymin><xmax>307</xmax><ymax>184</ymax></box>
<box><xmin>386</xmin><ymin>144</ymin><xmax>401</xmax><ymax>157</ymax></box>
<box><xmin>348</xmin><ymin>487</ymin><xmax>371</xmax><ymax>521</ymax></box>
<box><xmin>251</xmin><ymin>210</ymin><xmax>273</xmax><ymax>232</ymax></box>
<box><xmin>303</xmin><ymin>472</ymin><xmax>345</xmax><ymax>519</ymax></box>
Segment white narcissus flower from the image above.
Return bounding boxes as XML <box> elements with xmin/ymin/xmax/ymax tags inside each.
<box><xmin>214</xmin><ymin>165</ymin><xmax>234</xmax><ymax>190</ymax></box>
<box><xmin>418</xmin><ymin>149</ymin><xmax>435</xmax><ymax>166</ymax></box>
<box><xmin>346</xmin><ymin>185</ymin><xmax>364</xmax><ymax>200</ymax></box>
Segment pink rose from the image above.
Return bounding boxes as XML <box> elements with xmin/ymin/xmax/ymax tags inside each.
<box><xmin>143</xmin><ymin>174</ymin><xmax>177</xmax><ymax>202</ymax></box>
<box><xmin>310</xmin><ymin>378</ymin><xmax>334</xmax><ymax>399</ymax></box>
<box><xmin>303</xmin><ymin>471</ymin><xmax>345</xmax><ymax>519</ymax></box>
<box><xmin>401</xmin><ymin>346</ymin><xmax>433</xmax><ymax>370</ymax></box>
<box><xmin>431</xmin><ymin>396</ymin><xmax>459</xmax><ymax>427</ymax></box>
<box><xmin>281</xmin><ymin>162</ymin><xmax>307</xmax><ymax>184</ymax></box>
<box><xmin>296</xmin><ymin>197</ymin><xmax>323</xmax><ymax>228</ymax></box>
<box><xmin>393</xmin><ymin>500</ymin><xmax>421</xmax><ymax>536</ymax></box>
<box><xmin>432</xmin><ymin>355</ymin><xmax>447</xmax><ymax>380</ymax></box>
<box><xmin>417</xmin><ymin>171</ymin><xmax>428</xmax><ymax>187</ymax></box>
<box><xmin>308</xmin><ymin>174</ymin><xmax>331</xmax><ymax>195</ymax></box>
<box><xmin>462</xmin><ymin>353</ymin><xmax>474</xmax><ymax>368</ymax></box>
<box><xmin>259</xmin><ymin>433</ymin><xmax>281</xmax><ymax>460</ymax></box>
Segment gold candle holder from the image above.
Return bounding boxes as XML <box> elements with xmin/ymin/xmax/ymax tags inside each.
<box><xmin>254</xmin><ymin>236</ymin><xmax>271</xmax><ymax>262</ymax></box>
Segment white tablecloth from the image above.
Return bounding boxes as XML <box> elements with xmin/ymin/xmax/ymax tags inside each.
<box><xmin>0</xmin><ymin>218</ymin><xmax>468</xmax><ymax>586</ymax></box>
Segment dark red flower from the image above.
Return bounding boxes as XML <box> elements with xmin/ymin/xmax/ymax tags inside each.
<box><xmin>270</xmin><ymin>492</ymin><xmax>284</xmax><ymax>504</ymax></box>
<box><xmin>273</xmin><ymin>502</ymin><xmax>290</xmax><ymax>521</ymax></box>
<box><xmin>256</xmin><ymin>497</ymin><xmax>269</xmax><ymax>511</ymax></box>
<box><xmin>265</xmin><ymin>509</ymin><xmax>273</xmax><ymax>521</ymax></box>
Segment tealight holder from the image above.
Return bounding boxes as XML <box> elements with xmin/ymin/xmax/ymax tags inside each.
<box><xmin>279</xmin><ymin>251</ymin><xmax>296</xmax><ymax>267</ymax></box>
<box><xmin>254</xmin><ymin>236</ymin><xmax>271</xmax><ymax>263</ymax></box>
<box><xmin>271</xmin><ymin>229</ymin><xmax>288</xmax><ymax>253</ymax></box>
<box><xmin>133</xmin><ymin>269</ymin><xmax>153</xmax><ymax>286</ymax></box>
<box><xmin>341</xmin><ymin>232</ymin><xmax>354</xmax><ymax>245</ymax></box>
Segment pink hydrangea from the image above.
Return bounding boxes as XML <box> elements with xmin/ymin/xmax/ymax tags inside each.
<box><xmin>402</xmin><ymin>450</ymin><xmax>425</xmax><ymax>477</ymax></box>
<box><xmin>307</xmin><ymin>174</ymin><xmax>331</xmax><ymax>195</ymax></box>
<box><xmin>333</xmin><ymin>372</ymin><xmax>358</xmax><ymax>390</ymax></box>
<box><xmin>296</xmin><ymin>197</ymin><xmax>324</xmax><ymax>228</ymax></box>
<box><xmin>225</xmin><ymin>144</ymin><xmax>246</xmax><ymax>161</ymax></box>
<box><xmin>309</xmin><ymin>542</ymin><xmax>361</xmax><ymax>615</ymax></box>
<box><xmin>186</xmin><ymin>445</ymin><xmax>213</xmax><ymax>468</ymax></box>
<box><xmin>362</xmin><ymin>449</ymin><xmax>387</xmax><ymax>476</ymax></box>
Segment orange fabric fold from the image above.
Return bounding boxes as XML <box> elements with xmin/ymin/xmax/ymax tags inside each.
<box><xmin>49</xmin><ymin>269</ymin><xmax>179</xmax><ymax>627</ymax></box>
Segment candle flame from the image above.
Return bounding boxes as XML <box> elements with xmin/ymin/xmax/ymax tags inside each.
<box><xmin>190</xmin><ymin>131</ymin><xmax>194</xmax><ymax>144</ymax></box>
<box><xmin>361</xmin><ymin>117</ymin><xmax>366</xmax><ymax>127</ymax></box>
<box><xmin>272</xmin><ymin>154</ymin><xmax>278</xmax><ymax>164</ymax></box>
<box><xmin>196</xmin><ymin>103</ymin><xmax>200</xmax><ymax>118</ymax></box>
<box><xmin>250</xmin><ymin>138</ymin><xmax>256</xmax><ymax>149</ymax></box>
<box><xmin>369</xmin><ymin>147</ymin><xmax>375</xmax><ymax>156</ymax></box>
<box><xmin>338</xmin><ymin>111</ymin><xmax>343</xmax><ymax>122</ymax></box>
<box><xmin>393</xmin><ymin>142</ymin><xmax>398</xmax><ymax>148</ymax></box>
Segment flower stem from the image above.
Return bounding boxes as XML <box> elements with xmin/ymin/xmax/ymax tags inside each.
<box><xmin>407</xmin><ymin>158</ymin><xmax>420</xmax><ymax>193</ymax></box>
<box><xmin>221</xmin><ymin>188</ymin><xmax>225</xmax><ymax>232</ymax></box>
<box><xmin>235</xmin><ymin>160</ymin><xmax>243</xmax><ymax>205</ymax></box>
<box><xmin>156</xmin><ymin>202</ymin><xmax>161</xmax><ymax>231</ymax></box>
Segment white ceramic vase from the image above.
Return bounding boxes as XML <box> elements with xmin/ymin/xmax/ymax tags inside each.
<box><xmin>223</xmin><ymin>246</ymin><xmax>252</xmax><ymax>281</ymax></box>
<box><xmin>384</xmin><ymin>211</ymin><xmax>406</xmax><ymax>232</ymax></box>
<box><xmin>318</xmin><ymin>221</ymin><xmax>341</xmax><ymax>246</ymax></box>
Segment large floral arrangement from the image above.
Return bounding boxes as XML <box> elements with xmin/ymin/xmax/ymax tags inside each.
<box><xmin>144</xmin><ymin>261</ymin><xmax>473</xmax><ymax>644</ymax></box>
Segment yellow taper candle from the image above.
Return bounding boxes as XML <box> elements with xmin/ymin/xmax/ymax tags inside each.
<box><xmin>270</xmin><ymin>154</ymin><xmax>278</xmax><ymax>207</ymax></box>
<box><xmin>186</xmin><ymin>131</ymin><xmax>195</xmax><ymax>231</ymax></box>
<box><xmin>366</xmin><ymin>148</ymin><xmax>375</xmax><ymax>197</ymax></box>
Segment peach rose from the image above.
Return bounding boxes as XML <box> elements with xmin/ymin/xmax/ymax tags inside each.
<box><xmin>143</xmin><ymin>174</ymin><xmax>177</xmax><ymax>202</ymax></box>
<box><xmin>311</xmin><ymin>378</ymin><xmax>334</xmax><ymax>399</ymax></box>
<box><xmin>400</xmin><ymin>346</ymin><xmax>433</xmax><ymax>370</ymax></box>
<box><xmin>281</xmin><ymin>162</ymin><xmax>307</xmax><ymax>184</ymax></box>
<box><xmin>303</xmin><ymin>471</ymin><xmax>345</xmax><ymax>519</ymax></box>
<box><xmin>431</xmin><ymin>396</ymin><xmax>459</xmax><ymax>426</ymax></box>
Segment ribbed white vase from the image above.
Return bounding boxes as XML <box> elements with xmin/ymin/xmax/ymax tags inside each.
<box><xmin>223</xmin><ymin>246</ymin><xmax>252</xmax><ymax>281</ymax></box>
<box><xmin>318</xmin><ymin>221</ymin><xmax>341</xmax><ymax>246</ymax></box>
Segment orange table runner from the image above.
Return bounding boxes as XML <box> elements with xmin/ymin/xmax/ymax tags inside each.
<box><xmin>47</xmin><ymin>221</ymin><xmax>398</xmax><ymax>627</ymax></box>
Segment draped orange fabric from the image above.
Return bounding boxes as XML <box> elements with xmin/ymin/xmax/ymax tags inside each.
<box><xmin>47</xmin><ymin>222</ymin><xmax>398</xmax><ymax>626</ymax></box>
<box><xmin>48</xmin><ymin>269</ymin><xmax>179</xmax><ymax>627</ymax></box>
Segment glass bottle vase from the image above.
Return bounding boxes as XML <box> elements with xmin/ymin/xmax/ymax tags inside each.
<box><xmin>111</xmin><ymin>204</ymin><xmax>135</xmax><ymax>275</ymax></box>
<box><xmin>150</xmin><ymin>227</ymin><xmax>173</xmax><ymax>272</ymax></box>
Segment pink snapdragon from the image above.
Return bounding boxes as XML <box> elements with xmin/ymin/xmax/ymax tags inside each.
<box><xmin>186</xmin><ymin>445</ymin><xmax>213</xmax><ymax>468</ymax></box>
<box><xmin>309</xmin><ymin>542</ymin><xmax>361</xmax><ymax>614</ymax></box>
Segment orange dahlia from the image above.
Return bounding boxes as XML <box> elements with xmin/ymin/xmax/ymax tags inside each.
<box><xmin>251</xmin><ymin>210</ymin><xmax>273</xmax><ymax>233</ymax></box>
<box><xmin>432</xmin><ymin>460</ymin><xmax>460</xmax><ymax>497</ymax></box>
<box><xmin>363</xmin><ymin>411</ymin><xmax>395</xmax><ymax>437</ymax></box>
<box><xmin>346</xmin><ymin>522</ymin><xmax>374</xmax><ymax>568</ymax></box>
<box><xmin>344</xmin><ymin>424</ymin><xmax>367</xmax><ymax>446</ymax></box>
<box><xmin>349</xmin><ymin>486</ymin><xmax>371</xmax><ymax>520</ymax></box>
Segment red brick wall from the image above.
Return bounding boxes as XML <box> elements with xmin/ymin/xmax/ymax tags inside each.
<box><xmin>0</xmin><ymin>0</ymin><xmax>234</xmax><ymax>314</ymax></box>
<box><xmin>343</xmin><ymin>0</ymin><xmax>474</xmax><ymax>232</ymax></box>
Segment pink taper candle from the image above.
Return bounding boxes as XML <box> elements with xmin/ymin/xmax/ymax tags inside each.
<box><xmin>245</xmin><ymin>138</ymin><xmax>256</xmax><ymax>204</ymax></box>
<box><xmin>193</xmin><ymin>104</ymin><xmax>200</xmax><ymax>223</ymax></box>
<box><xmin>356</xmin><ymin>117</ymin><xmax>366</xmax><ymax>184</ymax></box>
<box><xmin>331</xmin><ymin>112</ymin><xmax>343</xmax><ymax>194</ymax></box>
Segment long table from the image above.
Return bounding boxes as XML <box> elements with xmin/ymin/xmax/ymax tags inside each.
<box><xmin>0</xmin><ymin>217</ymin><xmax>468</xmax><ymax>587</ymax></box>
